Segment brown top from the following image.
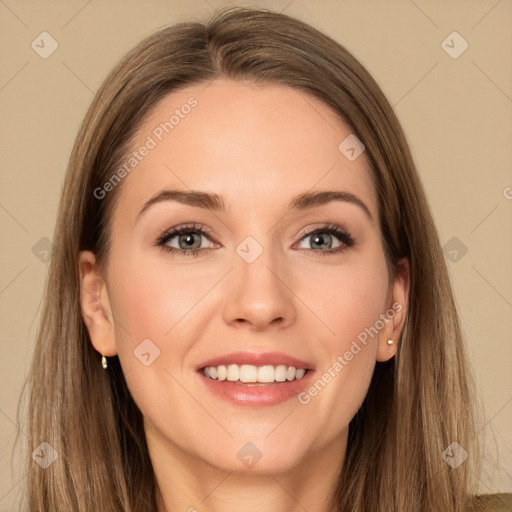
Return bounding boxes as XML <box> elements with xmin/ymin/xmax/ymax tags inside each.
<box><xmin>469</xmin><ymin>493</ymin><xmax>512</xmax><ymax>511</ymax></box>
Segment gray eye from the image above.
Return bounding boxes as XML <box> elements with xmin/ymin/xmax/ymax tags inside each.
<box><xmin>298</xmin><ymin>232</ymin><xmax>342</xmax><ymax>250</ymax></box>
<box><xmin>166</xmin><ymin>232</ymin><xmax>207</xmax><ymax>250</ymax></box>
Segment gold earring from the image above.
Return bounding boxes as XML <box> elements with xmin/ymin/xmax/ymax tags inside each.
<box><xmin>386</xmin><ymin>339</ymin><xmax>394</xmax><ymax>345</ymax></box>
<box><xmin>101</xmin><ymin>354</ymin><xmax>108</xmax><ymax>369</ymax></box>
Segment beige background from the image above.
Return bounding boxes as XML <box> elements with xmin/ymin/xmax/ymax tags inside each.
<box><xmin>1</xmin><ymin>0</ymin><xmax>511</xmax><ymax>508</ymax></box>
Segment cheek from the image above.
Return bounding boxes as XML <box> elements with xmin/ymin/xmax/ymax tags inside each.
<box><xmin>105</xmin><ymin>246</ymin><xmax>226</xmax><ymax>406</ymax></box>
<box><xmin>301</xmin><ymin>251</ymin><xmax>389</xmax><ymax>346</ymax></box>
<box><xmin>105</xmin><ymin>250</ymin><xmax>209</xmax><ymax>425</ymax></box>
<box><xmin>107</xmin><ymin>248</ymin><xmax>216</xmax><ymax>344</ymax></box>
<box><xmin>295</xmin><ymin>249</ymin><xmax>389</xmax><ymax>427</ymax></box>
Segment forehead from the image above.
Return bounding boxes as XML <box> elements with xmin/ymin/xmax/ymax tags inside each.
<box><xmin>112</xmin><ymin>79</ymin><xmax>377</xmax><ymax>224</ymax></box>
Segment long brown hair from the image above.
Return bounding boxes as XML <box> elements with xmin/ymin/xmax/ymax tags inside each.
<box><xmin>16</xmin><ymin>6</ymin><xmax>481</xmax><ymax>511</ymax></box>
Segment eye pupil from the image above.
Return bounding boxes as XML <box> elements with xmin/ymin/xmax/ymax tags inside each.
<box><xmin>180</xmin><ymin>233</ymin><xmax>200</xmax><ymax>249</ymax></box>
<box><xmin>311</xmin><ymin>233</ymin><xmax>331</xmax><ymax>249</ymax></box>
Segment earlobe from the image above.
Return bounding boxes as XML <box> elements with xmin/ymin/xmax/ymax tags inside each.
<box><xmin>376</xmin><ymin>257</ymin><xmax>409</xmax><ymax>362</ymax></box>
<box><xmin>376</xmin><ymin>338</ymin><xmax>398</xmax><ymax>362</ymax></box>
<box><xmin>78</xmin><ymin>250</ymin><xmax>117</xmax><ymax>357</ymax></box>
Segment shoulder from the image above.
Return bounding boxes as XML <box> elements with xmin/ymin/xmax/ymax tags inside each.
<box><xmin>468</xmin><ymin>493</ymin><xmax>512</xmax><ymax>512</ymax></box>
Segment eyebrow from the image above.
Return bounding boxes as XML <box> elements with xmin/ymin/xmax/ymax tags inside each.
<box><xmin>137</xmin><ymin>189</ymin><xmax>373</xmax><ymax>222</ymax></box>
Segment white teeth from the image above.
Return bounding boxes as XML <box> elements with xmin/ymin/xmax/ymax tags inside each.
<box><xmin>258</xmin><ymin>365</ymin><xmax>275</xmax><ymax>383</ymax></box>
<box><xmin>274</xmin><ymin>364</ymin><xmax>287</xmax><ymax>382</ymax></box>
<box><xmin>226</xmin><ymin>364</ymin><xmax>239</xmax><ymax>381</ymax></box>
<box><xmin>217</xmin><ymin>365</ymin><xmax>227</xmax><ymax>381</ymax></box>
<box><xmin>286</xmin><ymin>366</ymin><xmax>296</xmax><ymax>381</ymax></box>
<box><xmin>202</xmin><ymin>364</ymin><xmax>308</xmax><ymax>383</ymax></box>
<box><xmin>239</xmin><ymin>364</ymin><xmax>258</xmax><ymax>383</ymax></box>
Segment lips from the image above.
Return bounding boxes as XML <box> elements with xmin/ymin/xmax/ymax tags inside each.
<box><xmin>196</xmin><ymin>351</ymin><xmax>314</xmax><ymax>371</ymax></box>
<box><xmin>195</xmin><ymin>351</ymin><xmax>315</xmax><ymax>406</ymax></box>
<box><xmin>197</xmin><ymin>366</ymin><xmax>315</xmax><ymax>407</ymax></box>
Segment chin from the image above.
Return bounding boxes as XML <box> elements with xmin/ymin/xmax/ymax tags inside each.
<box><xmin>196</xmin><ymin>437</ymin><xmax>308</xmax><ymax>475</ymax></box>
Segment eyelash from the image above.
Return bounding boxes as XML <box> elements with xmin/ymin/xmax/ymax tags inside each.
<box><xmin>155</xmin><ymin>222</ymin><xmax>355</xmax><ymax>257</ymax></box>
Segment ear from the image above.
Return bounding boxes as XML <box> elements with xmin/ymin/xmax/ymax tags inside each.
<box><xmin>376</xmin><ymin>257</ymin><xmax>409</xmax><ymax>362</ymax></box>
<box><xmin>78</xmin><ymin>250</ymin><xmax>117</xmax><ymax>357</ymax></box>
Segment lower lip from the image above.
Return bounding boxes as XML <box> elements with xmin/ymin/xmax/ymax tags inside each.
<box><xmin>197</xmin><ymin>370</ymin><xmax>315</xmax><ymax>407</ymax></box>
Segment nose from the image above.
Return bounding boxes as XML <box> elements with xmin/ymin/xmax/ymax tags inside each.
<box><xmin>222</xmin><ymin>245</ymin><xmax>297</xmax><ymax>332</ymax></box>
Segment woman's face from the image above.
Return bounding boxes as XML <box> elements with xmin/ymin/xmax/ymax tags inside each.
<box><xmin>80</xmin><ymin>79</ymin><xmax>408</xmax><ymax>476</ymax></box>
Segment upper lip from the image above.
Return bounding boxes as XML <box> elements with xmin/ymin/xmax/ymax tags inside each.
<box><xmin>197</xmin><ymin>351</ymin><xmax>314</xmax><ymax>371</ymax></box>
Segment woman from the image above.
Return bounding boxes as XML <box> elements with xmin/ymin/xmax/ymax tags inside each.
<box><xmin>16</xmin><ymin>6</ymin><xmax>511</xmax><ymax>511</ymax></box>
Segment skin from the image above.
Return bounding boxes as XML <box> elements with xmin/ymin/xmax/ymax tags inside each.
<box><xmin>79</xmin><ymin>79</ymin><xmax>409</xmax><ymax>512</ymax></box>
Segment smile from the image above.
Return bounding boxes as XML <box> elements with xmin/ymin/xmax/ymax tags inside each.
<box><xmin>202</xmin><ymin>364</ymin><xmax>307</xmax><ymax>383</ymax></box>
<box><xmin>197</xmin><ymin>366</ymin><xmax>314</xmax><ymax>407</ymax></box>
